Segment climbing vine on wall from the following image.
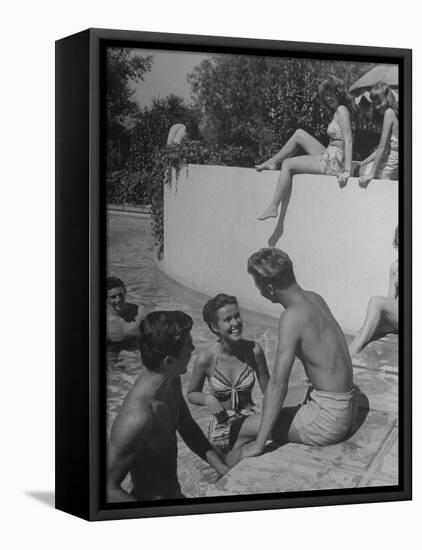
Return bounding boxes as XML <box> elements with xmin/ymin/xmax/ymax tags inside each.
<box><xmin>108</xmin><ymin>140</ymin><xmax>255</xmax><ymax>250</ymax></box>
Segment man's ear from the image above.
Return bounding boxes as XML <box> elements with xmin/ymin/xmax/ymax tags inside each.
<box><xmin>162</xmin><ymin>355</ymin><xmax>173</xmax><ymax>371</ymax></box>
<box><xmin>267</xmin><ymin>283</ymin><xmax>275</xmax><ymax>297</ymax></box>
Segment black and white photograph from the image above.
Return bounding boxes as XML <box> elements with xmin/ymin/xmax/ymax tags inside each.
<box><xmin>104</xmin><ymin>40</ymin><xmax>407</xmax><ymax>507</ymax></box>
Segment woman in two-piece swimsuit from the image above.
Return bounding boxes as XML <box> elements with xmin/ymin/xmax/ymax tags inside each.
<box><xmin>187</xmin><ymin>293</ymin><xmax>269</xmax><ymax>454</ymax></box>
<box><xmin>349</xmin><ymin>227</ymin><xmax>398</xmax><ymax>359</ymax></box>
<box><xmin>256</xmin><ymin>76</ymin><xmax>354</xmax><ymax>246</ymax></box>
<box><xmin>359</xmin><ymin>81</ymin><xmax>399</xmax><ymax>186</ymax></box>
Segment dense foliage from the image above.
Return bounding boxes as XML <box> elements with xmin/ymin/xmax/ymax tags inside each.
<box><xmin>106</xmin><ymin>48</ymin><xmax>153</xmax><ymax>171</ymax></box>
<box><xmin>188</xmin><ymin>55</ymin><xmax>376</xmax><ymax>161</ymax></box>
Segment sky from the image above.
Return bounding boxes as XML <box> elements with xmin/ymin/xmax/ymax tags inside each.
<box><xmin>131</xmin><ymin>49</ymin><xmax>210</xmax><ymax>108</ymax></box>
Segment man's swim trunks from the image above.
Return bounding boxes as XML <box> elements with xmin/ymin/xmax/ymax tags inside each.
<box><xmin>290</xmin><ymin>386</ymin><xmax>357</xmax><ymax>446</ymax></box>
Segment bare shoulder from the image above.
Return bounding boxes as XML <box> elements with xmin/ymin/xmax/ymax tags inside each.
<box><xmin>111</xmin><ymin>384</ymin><xmax>153</xmax><ymax>445</ymax></box>
<box><xmin>384</xmin><ymin>107</ymin><xmax>396</xmax><ymax>122</ymax></box>
<box><xmin>194</xmin><ymin>343</ymin><xmax>216</xmax><ymax>373</ymax></box>
<box><xmin>279</xmin><ymin>305</ymin><xmax>306</xmax><ymax>334</ymax></box>
<box><xmin>336</xmin><ymin>105</ymin><xmax>351</xmax><ymax>118</ymax></box>
<box><xmin>306</xmin><ymin>290</ymin><xmax>329</xmax><ymax>309</ymax></box>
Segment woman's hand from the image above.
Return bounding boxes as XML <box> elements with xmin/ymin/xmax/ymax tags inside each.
<box><xmin>359</xmin><ymin>174</ymin><xmax>373</xmax><ymax>188</ymax></box>
<box><xmin>205</xmin><ymin>394</ymin><xmax>225</xmax><ymax>415</ymax></box>
<box><xmin>241</xmin><ymin>440</ymin><xmax>265</xmax><ymax>459</ymax></box>
<box><xmin>337</xmin><ymin>171</ymin><xmax>350</xmax><ymax>188</ymax></box>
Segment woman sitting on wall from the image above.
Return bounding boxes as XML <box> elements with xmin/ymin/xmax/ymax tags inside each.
<box><xmin>256</xmin><ymin>76</ymin><xmax>354</xmax><ymax>246</ymax></box>
<box><xmin>358</xmin><ymin>81</ymin><xmax>399</xmax><ymax>186</ymax></box>
<box><xmin>349</xmin><ymin>227</ymin><xmax>398</xmax><ymax>359</ymax></box>
<box><xmin>187</xmin><ymin>293</ymin><xmax>269</xmax><ymax>454</ymax></box>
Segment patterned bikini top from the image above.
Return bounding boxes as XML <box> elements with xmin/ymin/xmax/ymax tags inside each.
<box><xmin>208</xmin><ymin>349</ymin><xmax>255</xmax><ymax>410</ymax></box>
<box><xmin>327</xmin><ymin>114</ymin><xmax>344</xmax><ymax>144</ymax></box>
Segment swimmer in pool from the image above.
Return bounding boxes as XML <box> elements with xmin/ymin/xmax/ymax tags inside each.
<box><xmin>106</xmin><ymin>276</ymin><xmax>149</xmax><ymax>352</ymax></box>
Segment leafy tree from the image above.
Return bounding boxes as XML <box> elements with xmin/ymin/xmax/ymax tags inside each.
<box><xmin>106</xmin><ymin>48</ymin><xmax>153</xmax><ymax>170</ymax></box>
<box><xmin>188</xmin><ymin>55</ymin><xmax>376</xmax><ymax>161</ymax></box>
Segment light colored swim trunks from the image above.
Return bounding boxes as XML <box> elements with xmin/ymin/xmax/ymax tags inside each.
<box><xmin>290</xmin><ymin>386</ymin><xmax>357</xmax><ymax>446</ymax></box>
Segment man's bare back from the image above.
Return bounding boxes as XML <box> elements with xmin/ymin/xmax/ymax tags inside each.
<box><xmin>128</xmin><ymin>375</ymin><xmax>184</xmax><ymax>500</ymax></box>
<box><xmin>290</xmin><ymin>290</ymin><xmax>353</xmax><ymax>393</ymax></box>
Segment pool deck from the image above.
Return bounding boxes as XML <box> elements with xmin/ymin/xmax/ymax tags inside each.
<box><xmin>107</xmin><ymin>211</ymin><xmax>399</xmax><ymax>498</ymax></box>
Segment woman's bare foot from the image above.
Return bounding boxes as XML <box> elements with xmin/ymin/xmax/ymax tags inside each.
<box><xmin>255</xmin><ymin>161</ymin><xmax>278</xmax><ymax>172</ymax></box>
<box><xmin>268</xmin><ymin>224</ymin><xmax>284</xmax><ymax>247</ymax></box>
<box><xmin>258</xmin><ymin>205</ymin><xmax>278</xmax><ymax>221</ymax></box>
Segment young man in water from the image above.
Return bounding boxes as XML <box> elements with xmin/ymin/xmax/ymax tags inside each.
<box><xmin>107</xmin><ymin>311</ymin><xmax>228</xmax><ymax>502</ymax></box>
<box><xmin>229</xmin><ymin>248</ymin><xmax>356</xmax><ymax>462</ymax></box>
<box><xmin>106</xmin><ymin>276</ymin><xmax>148</xmax><ymax>350</ymax></box>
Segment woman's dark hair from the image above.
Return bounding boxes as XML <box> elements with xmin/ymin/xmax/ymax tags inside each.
<box><xmin>203</xmin><ymin>294</ymin><xmax>238</xmax><ymax>336</ymax></box>
<box><xmin>319</xmin><ymin>76</ymin><xmax>356</xmax><ymax>118</ymax></box>
<box><xmin>139</xmin><ymin>311</ymin><xmax>193</xmax><ymax>371</ymax></box>
<box><xmin>106</xmin><ymin>276</ymin><xmax>126</xmax><ymax>292</ymax></box>
<box><xmin>370</xmin><ymin>81</ymin><xmax>399</xmax><ymax>123</ymax></box>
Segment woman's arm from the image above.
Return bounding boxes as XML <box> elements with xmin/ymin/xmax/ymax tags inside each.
<box><xmin>337</xmin><ymin>106</ymin><xmax>353</xmax><ymax>188</ymax></box>
<box><xmin>387</xmin><ymin>259</ymin><xmax>399</xmax><ymax>299</ymax></box>
<box><xmin>359</xmin><ymin>109</ymin><xmax>395</xmax><ymax>188</ymax></box>
<box><xmin>360</xmin><ymin>150</ymin><xmax>377</xmax><ymax>166</ymax></box>
<box><xmin>187</xmin><ymin>350</ymin><xmax>225</xmax><ymax>414</ymax></box>
<box><xmin>253</xmin><ymin>341</ymin><xmax>270</xmax><ymax>394</ymax></box>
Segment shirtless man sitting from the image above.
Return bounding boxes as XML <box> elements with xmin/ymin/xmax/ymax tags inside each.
<box><xmin>107</xmin><ymin>311</ymin><xmax>228</xmax><ymax>502</ymax></box>
<box><xmin>229</xmin><ymin>247</ymin><xmax>356</xmax><ymax>462</ymax></box>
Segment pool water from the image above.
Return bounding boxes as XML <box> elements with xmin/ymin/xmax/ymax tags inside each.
<box><xmin>106</xmin><ymin>212</ymin><xmax>284</xmax><ymax>497</ymax></box>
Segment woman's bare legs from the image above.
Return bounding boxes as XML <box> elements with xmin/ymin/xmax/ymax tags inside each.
<box><xmin>258</xmin><ymin>156</ymin><xmax>324</xmax><ymax>246</ymax></box>
<box><xmin>255</xmin><ymin>129</ymin><xmax>325</xmax><ymax>171</ymax></box>
<box><xmin>225</xmin><ymin>406</ymin><xmax>302</xmax><ymax>467</ymax></box>
<box><xmin>349</xmin><ymin>296</ymin><xmax>399</xmax><ymax>358</ymax></box>
<box><xmin>267</xmin><ymin>184</ymin><xmax>292</xmax><ymax>247</ymax></box>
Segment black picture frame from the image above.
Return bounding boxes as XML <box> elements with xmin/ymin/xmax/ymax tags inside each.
<box><xmin>55</xmin><ymin>28</ymin><xmax>412</xmax><ymax>521</ymax></box>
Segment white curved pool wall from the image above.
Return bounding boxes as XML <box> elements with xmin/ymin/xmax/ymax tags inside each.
<box><xmin>163</xmin><ymin>165</ymin><xmax>398</xmax><ymax>334</ymax></box>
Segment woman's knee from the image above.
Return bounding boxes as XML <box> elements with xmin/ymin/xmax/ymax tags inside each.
<box><xmin>282</xmin><ymin>158</ymin><xmax>295</xmax><ymax>172</ymax></box>
<box><xmin>294</xmin><ymin>128</ymin><xmax>308</xmax><ymax>142</ymax></box>
<box><xmin>368</xmin><ymin>295</ymin><xmax>387</xmax><ymax>315</ymax></box>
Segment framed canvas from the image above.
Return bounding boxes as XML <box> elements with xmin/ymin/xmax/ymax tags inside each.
<box><xmin>55</xmin><ymin>28</ymin><xmax>412</xmax><ymax>521</ymax></box>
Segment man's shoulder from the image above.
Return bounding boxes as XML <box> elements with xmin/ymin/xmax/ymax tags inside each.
<box><xmin>279</xmin><ymin>305</ymin><xmax>306</xmax><ymax>333</ymax></box>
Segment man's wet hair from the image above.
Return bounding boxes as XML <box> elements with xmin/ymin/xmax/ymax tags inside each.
<box><xmin>106</xmin><ymin>276</ymin><xmax>126</xmax><ymax>292</ymax></box>
<box><xmin>139</xmin><ymin>311</ymin><xmax>193</xmax><ymax>371</ymax></box>
<box><xmin>203</xmin><ymin>293</ymin><xmax>238</xmax><ymax>336</ymax></box>
<box><xmin>247</xmin><ymin>248</ymin><xmax>296</xmax><ymax>290</ymax></box>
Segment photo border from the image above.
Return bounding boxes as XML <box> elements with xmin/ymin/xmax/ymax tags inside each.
<box><xmin>55</xmin><ymin>28</ymin><xmax>412</xmax><ymax>521</ymax></box>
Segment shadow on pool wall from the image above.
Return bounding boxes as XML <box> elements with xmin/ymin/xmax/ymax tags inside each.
<box><xmin>162</xmin><ymin>165</ymin><xmax>398</xmax><ymax>334</ymax></box>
